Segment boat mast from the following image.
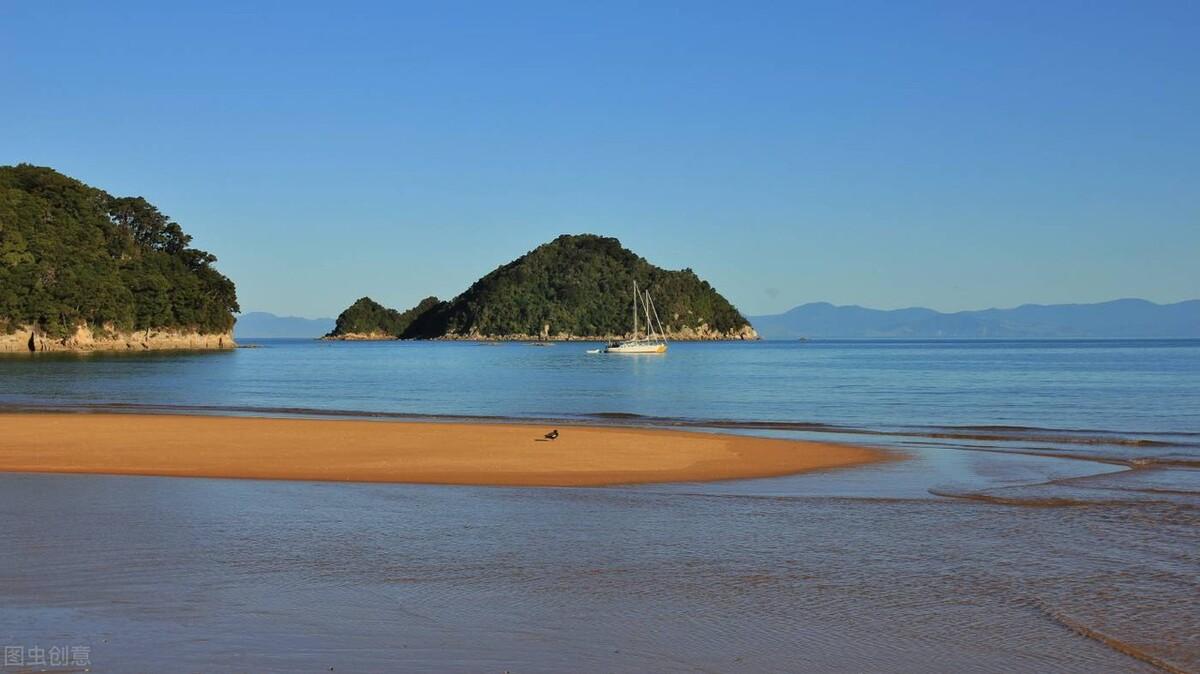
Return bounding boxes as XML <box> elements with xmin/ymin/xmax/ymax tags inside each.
<box><xmin>647</xmin><ymin>292</ymin><xmax>667</xmax><ymax>343</ymax></box>
<box><xmin>632</xmin><ymin>280</ymin><xmax>639</xmax><ymax>339</ymax></box>
<box><xmin>643</xmin><ymin>290</ymin><xmax>655</xmax><ymax>340</ymax></box>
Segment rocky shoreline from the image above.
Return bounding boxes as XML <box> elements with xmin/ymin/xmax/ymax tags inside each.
<box><xmin>0</xmin><ymin>324</ymin><xmax>236</xmax><ymax>353</ymax></box>
<box><xmin>323</xmin><ymin>324</ymin><xmax>759</xmax><ymax>342</ymax></box>
<box><xmin>321</xmin><ymin>331</ymin><xmax>395</xmax><ymax>341</ymax></box>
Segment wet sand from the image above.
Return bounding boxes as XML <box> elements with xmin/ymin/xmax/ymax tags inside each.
<box><xmin>0</xmin><ymin>413</ymin><xmax>885</xmax><ymax>486</ymax></box>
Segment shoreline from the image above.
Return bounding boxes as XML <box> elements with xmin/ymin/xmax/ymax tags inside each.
<box><xmin>320</xmin><ymin>326</ymin><xmax>760</xmax><ymax>342</ymax></box>
<box><xmin>1</xmin><ymin>325</ymin><xmax>235</xmax><ymax>353</ymax></box>
<box><xmin>0</xmin><ymin>413</ymin><xmax>887</xmax><ymax>487</ymax></box>
<box><xmin>319</xmin><ymin>335</ymin><xmax>760</xmax><ymax>342</ymax></box>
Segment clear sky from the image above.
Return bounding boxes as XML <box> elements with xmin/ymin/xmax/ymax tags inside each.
<box><xmin>2</xmin><ymin>1</ymin><xmax>1197</xmax><ymax>317</ymax></box>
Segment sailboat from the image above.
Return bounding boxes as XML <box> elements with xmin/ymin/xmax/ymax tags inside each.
<box><xmin>601</xmin><ymin>280</ymin><xmax>668</xmax><ymax>354</ymax></box>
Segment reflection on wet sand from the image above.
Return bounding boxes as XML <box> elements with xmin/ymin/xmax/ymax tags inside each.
<box><xmin>1</xmin><ymin>427</ymin><xmax>1196</xmax><ymax>673</ymax></box>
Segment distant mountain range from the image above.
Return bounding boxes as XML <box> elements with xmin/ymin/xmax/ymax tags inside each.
<box><xmin>234</xmin><ymin>312</ymin><xmax>334</xmax><ymax>339</ymax></box>
<box><xmin>240</xmin><ymin>298</ymin><xmax>1200</xmax><ymax>341</ymax></box>
<box><xmin>748</xmin><ymin>299</ymin><xmax>1200</xmax><ymax>339</ymax></box>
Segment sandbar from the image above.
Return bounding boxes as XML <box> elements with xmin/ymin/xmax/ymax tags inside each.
<box><xmin>0</xmin><ymin>413</ymin><xmax>886</xmax><ymax>486</ymax></box>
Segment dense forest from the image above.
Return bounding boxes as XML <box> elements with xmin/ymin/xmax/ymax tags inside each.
<box><xmin>328</xmin><ymin>296</ymin><xmax>442</xmax><ymax>337</ymax></box>
<box><xmin>327</xmin><ymin>234</ymin><xmax>752</xmax><ymax>339</ymax></box>
<box><xmin>0</xmin><ymin>164</ymin><xmax>238</xmax><ymax>337</ymax></box>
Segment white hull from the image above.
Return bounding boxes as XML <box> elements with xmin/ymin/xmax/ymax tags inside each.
<box><xmin>603</xmin><ymin>340</ymin><xmax>667</xmax><ymax>354</ymax></box>
<box><xmin>591</xmin><ymin>281</ymin><xmax>669</xmax><ymax>354</ymax></box>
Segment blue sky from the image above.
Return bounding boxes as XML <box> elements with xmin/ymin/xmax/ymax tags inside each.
<box><xmin>2</xmin><ymin>1</ymin><xmax>1196</xmax><ymax>317</ymax></box>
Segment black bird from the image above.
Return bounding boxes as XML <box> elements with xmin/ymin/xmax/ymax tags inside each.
<box><xmin>544</xmin><ymin>429</ymin><xmax>559</xmax><ymax>441</ymax></box>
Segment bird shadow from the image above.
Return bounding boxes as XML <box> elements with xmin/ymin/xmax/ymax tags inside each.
<box><xmin>533</xmin><ymin>438</ymin><xmax>551</xmax><ymax>442</ymax></box>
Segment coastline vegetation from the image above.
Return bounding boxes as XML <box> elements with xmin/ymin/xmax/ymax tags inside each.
<box><xmin>329</xmin><ymin>296</ymin><xmax>442</xmax><ymax>337</ymax></box>
<box><xmin>0</xmin><ymin>164</ymin><xmax>238</xmax><ymax>338</ymax></box>
<box><xmin>326</xmin><ymin>234</ymin><xmax>752</xmax><ymax>340</ymax></box>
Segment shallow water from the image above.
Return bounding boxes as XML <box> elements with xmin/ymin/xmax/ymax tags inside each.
<box><xmin>2</xmin><ymin>339</ymin><xmax>1199</xmax><ymax>432</ymax></box>
<box><xmin>1</xmin><ymin>339</ymin><xmax>1198</xmax><ymax>672</ymax></box>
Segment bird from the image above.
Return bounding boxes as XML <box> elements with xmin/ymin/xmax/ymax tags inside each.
<box><xmin>544</xmin><ymin>429</ymin><xmax>559</xmax><ymax>440</ymax></box>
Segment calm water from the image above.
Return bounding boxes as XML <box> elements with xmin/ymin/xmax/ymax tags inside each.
<box><xmin>2</xmin><ymin>339</ymin><xmax>1198</xmax><ymax>672</ymax></box>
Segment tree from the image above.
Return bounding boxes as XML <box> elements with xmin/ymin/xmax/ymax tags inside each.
<box><xmin>0</xmin><ymin>164</ymin><xmax>239</xmax><ymax>337</ymax></box>
<box><xmin>326</xmin><ymin>234</ymin><xmax>751</xmax><ymax>339</ymax></box>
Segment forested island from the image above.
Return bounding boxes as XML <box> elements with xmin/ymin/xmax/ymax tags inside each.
<box><xmin>325</xmin><ymin>234</ymin><xmax>757</xmax><ymax>341</ymax></box>
<box><xmin>328</xmin><ymin>296</ymin><xmax>443</xmax><ymax>340</ymax></box>
<box><xmin>0</xmin><ymin>164</ymin><xmax>238</xmax><ymax>352</ymax></box>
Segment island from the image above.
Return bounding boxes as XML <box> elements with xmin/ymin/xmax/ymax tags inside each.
<box><xmin>325</xmin><ymin>234</ymin><xmax>758</xmax><ymax>341</ymax></box>
<box><xmin>327</xmin><ymin>296</ymin><xmax>443</xmax><ymax>341</ymax></box>
<box><xmin>0</xmin><ymin>165</ymin><xmax>239</xmax><ymax>352</ymax></box>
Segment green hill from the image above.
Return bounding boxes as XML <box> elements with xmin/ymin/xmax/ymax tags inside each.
<box><xmin>328</xmin><ymin>234</ymin><xmax>756</xmax><ymax>340</ymax></box>
<box><xmin>0</xmin><ymin>164</ymin><xmax>238</xmax><ymax>339</ymax></box>
<box><xmin>327</xmin><ymin>296</ymin><xmax>441</xmax><ymax>338</ymax></box>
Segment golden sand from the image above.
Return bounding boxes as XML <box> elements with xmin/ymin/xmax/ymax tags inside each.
<box><xmin>0</xmin><ymin>413</ymin><xmax>886</xmax><ymax>487</ymax></box>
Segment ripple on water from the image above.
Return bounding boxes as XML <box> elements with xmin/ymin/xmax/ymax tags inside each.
<box><xmin>1</xmin><ymin>471</ymin><xmax>1196</xmax><ymax>673</ymax></box>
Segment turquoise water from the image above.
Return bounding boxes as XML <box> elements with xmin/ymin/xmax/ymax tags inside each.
<box><xmin>2</xmin><ymin>339</ymin><xmax>1198</xmax><ymax>672</ymax></box>
<box><xmin>4</xmin><ymin>338</ymin><xmax>1199</xmax><ymax>435</ymax></box>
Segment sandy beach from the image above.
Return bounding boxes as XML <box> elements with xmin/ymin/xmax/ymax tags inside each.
<box><xmin>0</xmin><ymin>413</ymin><xmax>885</xmax><ymax>486</ymax></box>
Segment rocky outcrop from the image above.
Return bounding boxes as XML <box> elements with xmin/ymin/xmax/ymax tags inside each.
<box><xmin>0</xmin><ymin>324</ymin><xmax>235</xmax><ymax>353</ymax></box>
<box><xmin>321</xmin><ymin>331</ymin><xmax>395</xmax><ymax>341</ymax></box>
<box><xmin>657</xmin><ymin>323</ymin><xmax>759</xmax><ymax>341</ymax></box>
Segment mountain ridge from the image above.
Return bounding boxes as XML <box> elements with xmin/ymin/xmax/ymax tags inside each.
<box><xmin>234</xmin><ymin>312</ymin><xmax>335</xmax><ymax>339</ymax></box>
<box><xmin>749</xmin><ymin>298</ymin><xmax>1200</xmax><ymax>339</ymax></box>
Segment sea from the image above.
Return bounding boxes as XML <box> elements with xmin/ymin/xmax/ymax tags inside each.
<box><xmin>1</xmin><ymin>339</ymin><xmax>1197</xmax><ymax>673</ymax></box>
